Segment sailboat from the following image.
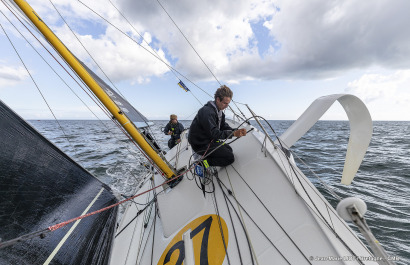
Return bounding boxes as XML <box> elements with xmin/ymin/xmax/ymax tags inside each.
<box><xmin>0</xmin><ymin>0</ymin><xmax>398</xmax><ymax>264</ymax></box>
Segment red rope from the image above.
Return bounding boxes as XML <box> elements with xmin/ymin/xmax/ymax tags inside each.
<box><xmin>48</xmin><ymin>144</ymin><xmax>211</xmax><ymax>231</ymax></box>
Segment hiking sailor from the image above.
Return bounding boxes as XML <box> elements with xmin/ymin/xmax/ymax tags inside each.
<box><xmin>164</xmin><ymin>114</ymin><xmax>184</xmax><ymax>149</ymax></box>
<box><xmin>188</xmin><ymin>85</ymin><xmax>247</xmax><ymax>167</ymax></box>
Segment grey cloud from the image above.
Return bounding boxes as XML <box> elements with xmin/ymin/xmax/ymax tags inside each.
<box><xmin>114</xmin><ymin>0</ymin><xmax>410</xmax><ymax>82</ymax></box>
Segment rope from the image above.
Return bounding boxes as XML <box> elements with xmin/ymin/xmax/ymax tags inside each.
<box><xmin>155</xmin><ymin>0</ymin><xmax>221</xmax><ymax>86</ymax></box>
<box><xmin>224</xmin><ymin>168</ymin><xmax>258</xmax><ymax>265</ymax></box>
<box><xmin>77</xmin><ymin>0</ymin><xmax>214</xmax><ymax>101</ymax></box>
<box><xmin>1</xmin><ymin>9</ymin><xmax>147</xmax><ymax>186</ymax></box>
<box><xmin>50</xmin><ymin>0</ymin><xmax>165</xmax><ymax>152</ymax></box>
<box><xmin>0</xmin><ymin>148</ymin><xmax>204</xmax><ymax>249</ymax></box>
<box><xmin>0</xmin><ymin>22</ymin><xmax>77</xmax><ymax>155</ymax></box>
<box><xmin>247</xmin><ymin>116</ymin><xmax>369</xmax><ymax>263</ymax></box>
<box><xmin>229</xmin><ymin>165</ymin><xmax>311</xmax><ymax>264</ymax></box>
<box><xmin>220</xmin><ymin>180</ymin><xmax>244</xmax><ymax>265</ymax></box>
<box><xmin>215</xmin><ymin>177</ymin><xmax>292</xmax><ymax>265</ymax></box>
<box><xmin>210</xmin><ymin>183</ymin><xmax>232</xmax><ymax>265</ymax></box>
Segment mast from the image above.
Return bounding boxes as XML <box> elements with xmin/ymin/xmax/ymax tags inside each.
<box><xmin>12</xmin><ymin>0</ymin><xmax>176</xmax><ymax>179</ymax></box>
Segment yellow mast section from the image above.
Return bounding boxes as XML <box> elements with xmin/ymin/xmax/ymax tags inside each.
<box><xmin>14</xmin><ymin>0</ymin><xmax>176</xmax><ymax>179</ymax></box>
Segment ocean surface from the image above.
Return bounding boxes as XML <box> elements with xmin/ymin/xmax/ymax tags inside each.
<box><xmin>29</xmin><ymin>119</ymin><xmax>410</xmax><ymax>264</ymax></box>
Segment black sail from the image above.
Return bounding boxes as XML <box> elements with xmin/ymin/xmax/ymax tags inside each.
<box><xmin>0</xmin><ymin>100</ymin><xmax>118</xmax><ymax>265</ymax></box>
<box><xmin>80</xmin><ymin>61</ymin><xmax>152</xmax><ymax>128</ymax></box>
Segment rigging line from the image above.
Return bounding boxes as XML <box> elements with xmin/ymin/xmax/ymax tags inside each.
<box><xmin>3</xmin><ymin>8</ymin><xmax>132</xmax><ymax>159</ymax></box>
<box><xmin>137</xmin><ymin>206</ymin><xmax>155</xmax><ymax>264</ymax></box>
<box><xmin>276</xmin><ymin>145</ymin><xmax>368</xmax><ymax>262</ymax></box>
<box><xmin>223</xmin><ymin>168</ymin><xmax>257</xmax><ymax>265</ymax></box>
<box><xmin>210</xmin><ymin>184</ymin><xmax>232</xmax><ymax>265</ymax></box>
<box><xmin>155</xmin><ymin>0</ymin><xmax>221</xmax><ymax>86</ymax></box>
<box><xmin>1</xmin><ymin>0</ymin><xmax>38</xmax><ymax>34</ymax></box>
<box><xmin>287</xmin><ymin>172</ymin><xmax>370</xmax><ymax>263</ymax></box>
<box><xmin>51</xmin><ymin>3</ymin><xmax>164</xmax><ymax>150</ymax></box>
<box><xmin>150</xmin><ymin>178</ymin><xmax>158</xmax><ymax>265</ymax></box>
<box><xmin>135</xmin><ymin>179</ymin><xmax>156</xmax><ymax>262</ymax></box>
<box><xmin>137</xmin><ymin>213</ymin><xmax>156</xmax><ymax>265</ymax></box>
<box><xmin>229</xmin><ymin>165</ymin><xmax>312</xmax><ymax>264</ymax></box>
<box><xmin>50</xmin><ymin>1</ymin><xmax>163</xmax><ymax>146</ymax></box>
<box><xmin>212</xmin><ymin>178</ymin><xmax>254</xmax><ymax>265</ymax></box>
<box><xmin>220</xmin><ymin>179</ymin><xmax>244</xmax><ymax>265</ymax></box>
<box><xmin>1</xmin><ymin>167</ymin><xmax>185</xmax><ymax>249</ymax></box>
<box><xmin>7</xmin><ymin>0</ymin><xmax>160</xmax><ymax>160</ymax></box>
<box><xmin>290</xmin><ymin>148</ymin><xmax>342</xmax><ymax>201</ymax></box>
<box><xmin>1</xmin><ymin>3</ymin><xmax>118</xmax><ymax>127</ymax></box>
<box><xmin>216</xmin><ymin>177</ymin><xmax>292</xmax><ymax>265</ymax></box>
<box><xmin>114</xmin><ymin>198</ymin><xmax>154</xmax><ymax>238</ymax></box>
<box><xmin>109</xmin><ymin>0</ymin><xmax>206</xmax><ymax>108</ymax></box>
<box><xmin>49</xmin><ymin>0</ymin><xmax>125</xmax><ymax>101</ymax></box>
<box><xmin>108</xmin><ymin>0</ymin><xmax>178</xmax><ymax>81</ymax></box>
<box><xmin>1</xmin><ymin>10</ymin><xmax>146</xmax><ymax>181</ymax></box>
<box><xmin>77</xmin><ymin>0</ymin><xmax>214</xmax><ymax>100</ymax></box>
<box><xmin>251</xmin><ymin>116</ymin><xmax>339</xmax><ymax>204</ymax></box>
<box><xmin>1</xmin><ymin>23</ymin><xmax>77</xmax><ymax>154</ymax></box>
<box><xmin>0</xmin><ymin>9</ymin><xmax>157</xmax><ymax>182</ymax></box>
<box><xmin>288</xmin><ymin>162</ymin><xmax>373</xmax><ymax>260</ymax></box>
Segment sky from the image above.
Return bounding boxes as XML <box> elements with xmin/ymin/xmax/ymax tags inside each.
<box><xmin>1</xmin><ymin>0</ymin><xmax>410</xmax><ymax>121</ymax></box>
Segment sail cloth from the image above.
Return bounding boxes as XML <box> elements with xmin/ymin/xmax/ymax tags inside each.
<box><xmin>80</xmin><ymin>60</ymin><xmax>153</xmax><ymax>128</ymax></box>
<box><xmin>0</xmin><ymin>100</ymin><xmax>118</xmax><ymax>265</ymax></box>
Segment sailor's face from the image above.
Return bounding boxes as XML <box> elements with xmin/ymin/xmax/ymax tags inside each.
<box><xmin>216</xmin><ymin>97</ymin><xmax>231</xmax><ymax>111</ymax></box>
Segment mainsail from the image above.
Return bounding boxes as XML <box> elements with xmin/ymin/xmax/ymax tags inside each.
<box><xmin>0</xmin><ymin>100</ymin><xmax>118</xmax><ymax>265</ymax></box>
<box><xmin>79</xmin><ymin>61</ymin><xmax>153</xmax><ymax>128</ymax></box>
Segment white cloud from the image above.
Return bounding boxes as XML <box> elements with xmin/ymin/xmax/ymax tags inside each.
<box><xmin>0</xmin><ymin>64</ymin><xmax>28</xmax><ymax>88</ymax></box>
<box><xmin>4</xmin><ymin>0</ymin><xmax>410</xmax><ymax>84</ymax></box>
<box><xmin>346</xmin><ymin>70</ymin><xmax>410</xmax><ymax>120</ymax></box>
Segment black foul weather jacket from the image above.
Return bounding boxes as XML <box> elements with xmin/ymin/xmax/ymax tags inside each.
<box><xmin>164</xmin><ymin>122</ymin><xmax>184</xmax><ymax>141</ymax></box>
<box><xmin>188</xmin><ymin>101</ymin><xmax>234</xmax><ymax>150</ymax></box>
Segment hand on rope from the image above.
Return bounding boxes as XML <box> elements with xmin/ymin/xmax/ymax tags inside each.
<box><xmin>233</xmin><ymin>128</ymin><xmax>247</xmax><ymax>138</ymax></box>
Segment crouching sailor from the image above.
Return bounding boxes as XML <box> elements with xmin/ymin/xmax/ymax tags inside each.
<box><xmin>188</xmin><ymin>85</ymin><xmax>247</xmax><ymax>167</ymax></box>
<box><xmin>164</xmin><ymin>114</ymin><xmax>184</xmax><ymax>149</ymax></box>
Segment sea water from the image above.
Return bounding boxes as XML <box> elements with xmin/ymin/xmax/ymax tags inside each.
<box><xmin>29</xmin><ymin>120</ymin><xmax>410</xmax><ymax>265</ymax></box>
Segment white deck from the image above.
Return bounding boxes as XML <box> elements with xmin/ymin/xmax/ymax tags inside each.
<box><xmin>110</xmin><ymin>120</ymin><xmax>377</xmax><ymax>265</ymax></box>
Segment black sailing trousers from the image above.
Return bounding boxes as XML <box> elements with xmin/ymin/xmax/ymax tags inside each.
<box><xmin>192</xmin><ymin>142</ymin><xmax>235</xmax><ymax>167</ymax></box>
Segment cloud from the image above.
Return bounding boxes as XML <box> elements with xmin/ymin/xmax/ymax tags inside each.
<box><xmin>5</xmin><ymin>0</ymin><xmax>410</xmax><ymax>84</ymax></box>
<box><xmin>0</xmin><ymin>64</ymin><xmax>28</xmax><ymax>88</ymax></box>
<box><xmin>346</xmin><ymin>70</ymin><xmax>410</xmax><ymax>120</ymax></box>
<box><xmin>118</xmin><ymin>0</ymin><xmax>410</xmax><ymax>82</ymax></box>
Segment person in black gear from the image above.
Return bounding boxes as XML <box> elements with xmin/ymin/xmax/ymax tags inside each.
<box><xmin>164</xmin><ymin>114</ymin><xmax>185</xmax><ymax>149</ymax></box>
<box><xmin>188</xmin><ymin>85</ymin><xmax>247</xmax><ymax>167</ymax></box>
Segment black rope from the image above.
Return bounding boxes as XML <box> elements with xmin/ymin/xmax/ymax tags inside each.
<box><xmin>230</xmin><ymin>165</ymin><xmax>312</xmax><ymax>264</ymax></box>
<box><xmin>244</xmin><ymin>116</ymin><xmax>368</xmax><ymax>263</ymax></box>
<box><xmin>216</xmin><ymin>176</ymin><xmax>292</xmax><ymax>264</ymax></box>
<box><xmin>211</xmin><ymin>182</ymin><xmax>231</xmax><ymax>265</ymax></box>
<box><xmin>214</xmin><ymin>177</ymin><xmax>256</xmax><ymax>265</ymax></box>
<box><xmin>114</xmin><ymin>198</ymin><xmax>155</xmax><ymax>238</ymax></box>
<box><xmin>136</xmin><ymin>209</ymin><xmax>156</xmax><ymax>265</ymax></box>
<box><xmin>220</xmin><ymin>172</ymin><xmax>245</xmax><ymax>265</ymax></box>
<box><xmin>150</xmin><ymin>203</ymin><xmax>158</xmax><ymax>265</ymax></box>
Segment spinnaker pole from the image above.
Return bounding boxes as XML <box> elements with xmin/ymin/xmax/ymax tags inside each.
<box><xmin>13</xmin><ymin>0</ymin><xmax>176</xmax><ymax>179</ymax></box>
